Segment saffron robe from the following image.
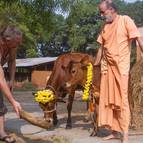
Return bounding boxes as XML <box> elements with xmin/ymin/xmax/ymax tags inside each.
<box><xmin>97</xmin><ymin>15</ymin><xmax>140</xmax><ymax>132</ymax></box>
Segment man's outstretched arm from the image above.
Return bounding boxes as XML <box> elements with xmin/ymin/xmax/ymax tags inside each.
<box><xmin>8</xmin><ymin>48</ymin><xmax>17</xmax><ymax>91</ymax></box>
<box><xmin>0</xmin><ymin>64</ymin><xmax>21</xmax><ymax>116</ymax></box>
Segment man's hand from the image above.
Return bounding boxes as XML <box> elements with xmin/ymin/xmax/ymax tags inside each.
<box><xmin>94</xmin><ymin>47</ymin><xmax>102</xmax><ymax>66</ymax></box>
<box><xmin>11</xmin><ymin>100</ymin><xmax>22</xmax><ymax>118</ymax></box>
<box><xmin>7</xmin><ymin>81</ymin><xmax>13</xmax><ymax>92</ymax></box>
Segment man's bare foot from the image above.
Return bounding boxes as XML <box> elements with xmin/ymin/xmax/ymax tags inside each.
<box><xmin>121</xmin><ymin>132</ymin><xmax>128</xmax><ymax>143</ymax></box>
<box><xmin>103</xmin><ymin>131</ymin><xmax>121</xmax><ymax>140</ymax></box>
<box><xmin>103</xmin><ymin>134</ymin><xmax>116</xmax><ymax>140</ymax></box>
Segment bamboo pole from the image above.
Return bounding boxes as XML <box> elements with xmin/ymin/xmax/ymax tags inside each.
<box><xmin>19</xmin><ymin>110</ymin><xmax>53</xmax><ymax>129</ymax></box>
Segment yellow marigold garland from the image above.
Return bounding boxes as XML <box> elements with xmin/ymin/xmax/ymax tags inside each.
<box><xmin>34</xmin><ymin>89</ymin><xmax>55</xmax><ymax>104</ymax></box>
<box><xmin>82</xmin><ymin>63</ymin><xmax>93</xmax><ymax>101</ymax></box>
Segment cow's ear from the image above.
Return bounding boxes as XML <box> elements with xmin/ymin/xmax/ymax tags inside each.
<box><xmin>80</xmin><ymin>55</ymin><xmax>90</xmax><ymax>66</ymax></box>
<box><xmin>80</xmin><ymin>55</ymin><xmax>94</xmax><ymax>69</ymax></box>
<box><xmin>80</xmin><ymin>55</ymin><xmax>94</xmax><ymax>65</ymax></box>
<box><xmin>81</xmin><ymin>63</ymin><xmax>87</xmax><ymax>70</ymax></box>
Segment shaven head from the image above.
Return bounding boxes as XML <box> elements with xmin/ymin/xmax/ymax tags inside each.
<box><xmin>1</xmin><ymin>25</ymin><xmax>22</xmax><ymax>49</ymax></box>
<box><xmin>100</xmin><ymin>0</ymin><xmax>118</xmax><ymax>12</ymax></box>
<box><xmin>99</xmin><ymin>0</ymin><xmax>118</xmax><ymax>23</ymax></box>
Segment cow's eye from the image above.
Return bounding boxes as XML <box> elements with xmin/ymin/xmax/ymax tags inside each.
<box><xmin>71</xmin><ymin>69</ymin><xmax>76</xmax><ymax>74</ymax></box>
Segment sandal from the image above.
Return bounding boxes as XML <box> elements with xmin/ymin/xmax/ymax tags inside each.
<box><xmin>0</xmin><ymin>135</ymin><xmax>16</xmax><ymax>143</ymax></box>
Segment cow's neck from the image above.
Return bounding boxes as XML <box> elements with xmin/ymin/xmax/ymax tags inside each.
<box><xmin>47</xmin><ymin>75</ymin><xmax>63</xmax><ymax>93</ymax></box>
<box><xmin>82</xmin><ymin>72</ymin><xmax>88</xmax><ymax>87</ymax></box>
<box><xmin>47</xmin><ymin>82</ymin><xmax>58</xmax><ymax>92</ymax></box>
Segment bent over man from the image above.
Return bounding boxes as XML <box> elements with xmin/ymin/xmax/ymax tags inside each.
<box><xmin>0</xmin><ymin>26</ymin><xmax>22</xmax><ymax>143</ymax></box>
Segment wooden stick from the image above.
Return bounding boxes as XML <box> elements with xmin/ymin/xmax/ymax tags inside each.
<box><xmin>19</xmin><ymin>110</ymin><xmax>53</xmax><ymax>129</ymax></box>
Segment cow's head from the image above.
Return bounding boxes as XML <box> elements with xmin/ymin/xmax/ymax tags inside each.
<box><xmin>46</xmin><ymin>53</ymin><xmax>92</xmax><ymax>97</ymax></box>
<box><xmin>33</xmin><ymin>90</ymin><xmax>65</xmax><ymax>125</ymax></box>
<box><xmin>65</xmin><ymin>55</ymin><xmax>94</xmax><ymax>88</ymax></box>
<box><xmin>39</xmin><ymin>100</ymin><xmax>56</xmax><ymax>123</ymax></box>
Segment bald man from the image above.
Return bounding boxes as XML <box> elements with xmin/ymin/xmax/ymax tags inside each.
<box><xmin>0</xmin><ymin>26</ymin><xmax>22</xmax><ymax>143</ymax></box>
<box><xmin>94</xmin><ymin>1</ymin><xmax>143</xmax><ymax>143</ymax></box>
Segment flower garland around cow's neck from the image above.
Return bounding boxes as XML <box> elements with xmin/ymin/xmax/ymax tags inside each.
<box><xmin>34</xmin><ymin>89</ymin><xmax>55</xmax><ymax>104</ymax></box>
<box><xmin>82</xmin><ymin>63</ymin><xmax>93</xmax><ymax>101</ymax></box>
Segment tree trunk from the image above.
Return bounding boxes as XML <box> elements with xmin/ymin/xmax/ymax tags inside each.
<box><xmin>19</xmin><ymin>110</ymin><xmax>53</xmax><ymax>129</ymax></box>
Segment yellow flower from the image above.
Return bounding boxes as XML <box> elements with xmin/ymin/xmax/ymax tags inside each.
<box><xmin>34</xmin><ymin>89</ymin><xmax>55</xmax><ymax>104</ymax></box>
<box><xmin>82</xmin><ymin>63</ymin><xmax>93</xmax><ymax>101</ymax></box>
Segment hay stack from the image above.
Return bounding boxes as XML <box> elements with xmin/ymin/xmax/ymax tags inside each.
<box><xmin>129</xmin><ymin>60</ymin><xmax>143</xmax><ymax>130</ymax></box>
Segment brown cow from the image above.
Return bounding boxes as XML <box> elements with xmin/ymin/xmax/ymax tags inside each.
<box><xmin>64</xmin><ymin>56</ymin><xmax>135</xmax><ymax>136</ymax></box>
<box><xmin>42</xmin><ymin>53</ymin><xmax>94</xmax><ymax>128</ymax></box>
<box><xmin>64</xmin><ymin>56</ymin><xmax>101</xmax><ymax>136</ymax></box>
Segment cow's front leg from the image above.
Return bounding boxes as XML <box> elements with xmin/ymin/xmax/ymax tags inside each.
<box><xmin>90</xmin><ymin>102</ymin><xmax>99</xmax><ymax>136</ymax></box>
<box><xmin>66</xmin><ymin>94</ymin><xmax>74</xmax><ymax>129</ymax></box>
<box><xmin>90</xmin><ymin>121</ymin><xmax>98</xmax><ymax>136</ymax></box>
<box><xmin>53</xmin><ymin>111</ymin><xmax>58</xmax><ymax>126</ymax></box>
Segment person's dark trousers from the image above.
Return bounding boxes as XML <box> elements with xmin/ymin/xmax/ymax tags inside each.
<box><xmin>0</xmin><ymin>91</ymin><xmax>8</xmax><ymax>116</ymax></box>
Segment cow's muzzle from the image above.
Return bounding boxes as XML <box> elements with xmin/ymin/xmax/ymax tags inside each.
<box><xmin>44</xmin><ymin>106</ymin><xmax>57</xmax><ymax>123</ymax></box>
<box><xmin>65</xmin><ymin>82</ymin><xmax>72</xmax><ymax>88</ymax></box>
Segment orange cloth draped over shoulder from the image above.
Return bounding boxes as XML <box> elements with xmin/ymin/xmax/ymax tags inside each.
<box><xmin>97</xmin><ymin>15</ymin><xmax>140</xmax><ymax>132</ymax></box>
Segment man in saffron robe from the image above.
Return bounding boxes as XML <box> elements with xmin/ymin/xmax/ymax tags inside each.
<box><xmin>94</xmin><ymin>0</ymin><xmax>143</xmax><ymax>143</ymax></box>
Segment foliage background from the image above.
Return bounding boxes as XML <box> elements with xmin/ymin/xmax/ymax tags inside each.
<box><xmin>0</xmin><ymin>0</ymin><xmax>143</xmax><ymax>59</ymax></box>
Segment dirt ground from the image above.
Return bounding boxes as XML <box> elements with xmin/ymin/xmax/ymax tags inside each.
<box><xmin>3</xmin><ymin>91</ymin><xmax>93</xmax><ymax>143</ymax></box>
<box><xmin>2</xmin><ymin>91</ymin><xmax>143</xmax><ymax>143</ymax></box>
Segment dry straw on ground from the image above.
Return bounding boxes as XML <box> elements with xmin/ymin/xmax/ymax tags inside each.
<box><xmin>129</xmin><ymin>60</ymin><xmax>143</xmax><ymax>130</ymax></box>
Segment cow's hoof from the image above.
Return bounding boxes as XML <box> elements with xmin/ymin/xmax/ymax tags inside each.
<box><xmin>83</xmin><ymin>114</ymin><xmax>91</xmax><ymax>123</ymax></box>
<box><xmin>90</xmin><ymin>131</ymin><xmax>97</xmax><ymax>137</ymax></box>
<box><xmin>83</xmin><ymin>118</ymin><xmax>89</xmax><ymax>123</ymax></box>
<box><xmin>66</xmin><ymin>124</ymin><xmax>72</xmax><ymax>129</ymax></box>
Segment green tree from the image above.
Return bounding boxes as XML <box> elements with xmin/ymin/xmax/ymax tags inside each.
<box><xmin>65</xmin><ymin>0</ymin><xmax>102</xmax><ymax>54</ymax></box>
<box><xmin>0</xmin><ymin>0</ymin><xmax>71</xmax><ymax>57</ymax></box>
<box><xmin>1</xmin><ymin>0</ymin><xmax>142</xmax><ymax>58</ymax></box>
